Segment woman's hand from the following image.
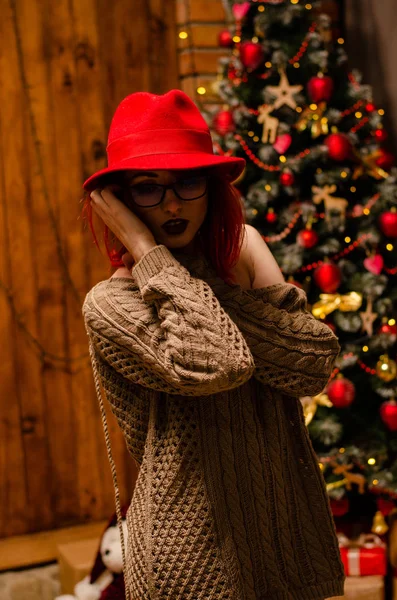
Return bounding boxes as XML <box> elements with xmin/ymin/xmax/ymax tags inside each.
<box><xmin>90</xmin><ymin>187</ymin><xmax>157</xmax><ymax>262</ymax></box>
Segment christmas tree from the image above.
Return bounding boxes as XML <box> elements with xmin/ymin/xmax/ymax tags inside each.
<box><xmin>210</xmin><ymin>0</ymin><xmax>397</xmax><ymax>528</ymax></box>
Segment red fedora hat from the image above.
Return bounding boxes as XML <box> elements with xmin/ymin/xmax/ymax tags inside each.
<box><xmin>83</xmin><ymin>89</ymin><xmax>245</xmax><ymax>191</ymax></box>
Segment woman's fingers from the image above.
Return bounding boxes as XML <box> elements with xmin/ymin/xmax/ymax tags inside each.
<box><xmin>122</xmin><ymin>252</ymin><xmax>134</xmax><ymax>270</ymax></box>
<box><xmin>90</xmin><ymin>188</ymin><xmax>110</xmax><ymax>207</ymax></box>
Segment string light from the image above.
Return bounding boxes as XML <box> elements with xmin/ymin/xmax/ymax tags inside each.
<box><xmin>293</xmin><ymin>62</ymin><xmax>300</xmax><ymax>68</ymax></box>
<box><xmin>341</xmin><ymin>100</ymin><xmax>364</xmax><ymax>119</ymax></box>
<box><xmin>258</xmin><ymin>5</ymin><xmax>265</xmax><ymax>11</ymax></box>
<box><xmin>305</xmin><ymin>3</ymin><xmax>312</xmax><ymax>9</ymax></box>
<box><xmin>290</xmin><ymin>0</ymin><xmax>299</xmax><ymax>4</ymax></box>
<box><xmin>310</xmin><ymin>103</ymin><xmax>318</xmax><ymax>110</ymax></box>
<box><xmin>345</xmin><ymin>237</ymin><xmax>351</xmax><ymax>243</ymax></box>
<box><xmin>387</xmin><ymin>244</ymin><xmax>394</xmax><ymax>251</ymax></box>
<box><xmin>252</xmin><ymin>36</ymin><xmax>259</xmax><ymax>43</ymax></box>
<box><xmin>368</xmin><ymin>458</ymin><xmax>376</xmax><ymax>465</ymax></box>
<box><xmin>296</xmin><ymin>233</ymin><xmax>374</xmax><ymax>273</ymax></box>
<box><xmin>363</xmin><ymin>346</ymin><xmax>369</xmax><ymax>353</ymax></box>
<box><xmin>338</xmin><ymin>38</ymin><xmax>345</xmax><ymax>45</ymax></box>
<box><xmin>355</xmin><ymin>111</ymin><xmax>363</xmax><ymax>119</ymax></box>
<box><xmin>341</xmin><ymin>171</ymin><xmax>348</xmax><ymax>178</ymax></box>
<box><xmin>179</xmin><ymin>31</ymin><xmax>188</xmax><ymax>39</ymax></box>
<box><xmin>265</xmin><ymin>184</ymin><xmax>272</xmax><ymax>191</ymax></box>
<box><xmin>253</xmin><ymin>136</ymin><xmax>260</xmax><ymax>142</ymax></box>
<box><xmin>350</xmin><ymin>186</ymin><xmax>356</xmax><ymax>192</ymax></box>
<box><xmin>197</xmin><ymin>87</ymin><xmax>206</xmax><ymax>95</ymax></box>
<box><xmin>265</xmin><ymin>61</ymin><xmax>272</xmax><ymax>68</ymax></box>
<box><xmin>233</xmin><ymin>35</ymin><xmax>241</xmax><ymax>43</ymax></box>
<box><xmin>389</xmin><ymin>319</ymin><xmax>396</xmax><ymax>326</ymax></box>
<box><xmin>378</xmin><ymin>109</ymin><xmax>385</xmax><ymax>116</ymax></box>
<box><xmin>279</xmin><ymin>155</ymin><xmax>287</xmax><ymax>163</ymax></box>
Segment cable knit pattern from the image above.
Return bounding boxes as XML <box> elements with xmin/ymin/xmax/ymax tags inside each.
<box><xmin>83</xmin><ymin>245</ymin><xmax>346</xmax><ymax>600</ymax></box>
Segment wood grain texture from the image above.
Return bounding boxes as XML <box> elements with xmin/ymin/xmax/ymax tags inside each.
<box><xmin>0</xmin><ymin>0</ymin><xmax>176</xmax><ymax>540</ymax></box>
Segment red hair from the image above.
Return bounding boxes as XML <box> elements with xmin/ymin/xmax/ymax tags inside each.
<box><xmin>81</xmin><ymin>172</ymin><xmax>246</xmax><ymax>285</ymax></box>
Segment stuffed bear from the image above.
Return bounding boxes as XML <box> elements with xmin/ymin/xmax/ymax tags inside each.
<box><xmin>56</xmin><ymin>505</ymin><xmax>129</xmax><ymax>600</ymax></box>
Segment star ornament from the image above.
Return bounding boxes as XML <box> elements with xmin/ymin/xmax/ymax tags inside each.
<box><xmin>353</xmin><ymin>149</ymin><xmax>389</xmax><ymax>181</ymax></box>
<box><xmin>360</xmin><ymin>297</ymin><xmax>378</xmax><ymax>337</ymax></box>
<box><xmin>267</xmin><ymin>68</ymin><xmax>303</xmax><ymax>110</ymax></box>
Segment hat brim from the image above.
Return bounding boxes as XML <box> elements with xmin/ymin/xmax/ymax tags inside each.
<box><xmin>83</xmin><ymin>153</ymin><xmax>246</xmax><ymax>191</ymax></box>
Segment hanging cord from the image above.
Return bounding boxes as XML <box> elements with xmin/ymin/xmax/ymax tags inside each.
<box><xmin>88</xmin><ymin>342</ymin><xmax>131</xmax><ymax>600</ymax></box>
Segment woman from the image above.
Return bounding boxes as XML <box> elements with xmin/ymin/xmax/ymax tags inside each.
<box><xmin>82</xmin><ymin>89</ymin><xmax>345</xmax><ymax>600</ymax></box>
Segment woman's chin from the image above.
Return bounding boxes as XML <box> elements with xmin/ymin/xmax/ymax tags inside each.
<box><xmin>157</xmin><ymin>230</ymin><xmax>196</xmax><ymax>248</ymax></box>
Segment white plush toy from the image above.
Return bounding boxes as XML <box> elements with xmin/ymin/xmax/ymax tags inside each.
<box><xmin>56</xmin><ymin>515</ymin><xmax>128</xmax><ymax>600</ymax></box>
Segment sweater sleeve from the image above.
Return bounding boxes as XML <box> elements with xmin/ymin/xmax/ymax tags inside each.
<box><xmin>215</xmin><ymin>281</ymin><xmax>340</xmax><ymax>397</ymax></box>
<box><xmin>83</xmin><ymin>244</ymin><xmax>255</xmax><ymax>396</ymax></box>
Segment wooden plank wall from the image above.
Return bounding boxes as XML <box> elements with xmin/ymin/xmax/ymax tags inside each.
<box><xmin>0</xmin><ymin>0</ymin><xmax>177</xmax><ymax>539</ymax></box>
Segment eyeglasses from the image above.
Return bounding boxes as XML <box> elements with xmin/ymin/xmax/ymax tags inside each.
<box><xmin>127</xmin><ymin>175</ymin><xmax>208</xmax><ymax>208</ymax></box>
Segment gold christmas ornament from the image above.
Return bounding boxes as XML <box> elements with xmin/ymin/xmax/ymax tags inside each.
<box><xmin>300</xmin><ymin>392</ymin><xmax>333</xmax><ymax>426</ymax></box>
<box><xmin>312</xmin><ymin>184</ymin><xmax>348</xmax><ymax>224</ymax></box>
<box><xmin>311</xmin><ymin>292</ymin><xmax>363</xmax><ymax>319</ymax></box>
<box><xmin>376</xmin><ymin>354</ymin><xmax>397</xmax><ymax>382</ymax></box>
<box><xmin>329</xmin><ymin>461</ymin><xmax>366</xmax><ymax>494</ymax></box>
<box><xmin>359</xmin><ymin>297</ymin><xmax>378</xmax><ymax>337</ymax></box>
<box><xmin>352</xmin><ymin>148</ymin><xmax>389</xmax><ymax>180</ymax></box>
<box><xmin>371</xmin><ymin>511</ymin><xmax>389</xmax><ymax>535</ymax></box>
<box><xmin>267</xmin><ymin>68</ymin><xmax>303</xmax><ymax>110</ymax></box>
<box><xmin>257</xmin><ymin>104</ymin><xmax>280</xmax><ymax>144</ymax></box>
<box><xmin>295</xmin><ymin>102</ymin><xmax>328</xmax><ymax>138</ymax></box>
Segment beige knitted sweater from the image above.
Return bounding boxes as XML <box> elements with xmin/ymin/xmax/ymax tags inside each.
<box><xmin>83</xmin><ymin>243</ymin><xmax>346</xmax><ymax>600</ymax></box>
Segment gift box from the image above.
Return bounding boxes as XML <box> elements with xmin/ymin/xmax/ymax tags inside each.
<box><xmin>57</xmin><ymin>537</ymin><xmax>99</xmax><ymax>594</ymax></box>
<box><xmin>337</xmin><ymin>533</ymin><xmax>387</xmax><ymax>577</ymax></box>
<box><xmin>333</xmin><ymin>575</ymin><xmax>384</xmax><ymax>600</ymax></box>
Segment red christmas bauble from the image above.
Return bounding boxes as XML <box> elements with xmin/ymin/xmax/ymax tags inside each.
<box><xmin>280</xmin><ymin>171</ymin><xmax>295</xmax><ymax>186</ymax></box>
<box><xmin>218</xmin><ymin>29</ymin><xmax>234</xmax><ymax>48</ymax></box>
<box><xmin>228</xmin><ymin>67</ymin><xmax>238</xmax><ymax>81</ymax></box>
<box><xmin>366</xmin><ymin>102</ymin><xmax>376</xmax><ymax>113</ymax></box>
<box><xmin>313</xmin><ymin>262</ymin><xmax>342</xmax><ymax>293</ymax></box>
<box><xmin>327</xmin><ymin>377</ymin><xmax>356</xmax><ymax>408</ymax></box>
<box><xmin>266</xmin><ymin>209</ymin><xmax>277</xmax><ymax>224</ymax></box>
<box><xmin>325</xmin><ymin>133</ymin><xmax>352</xmax><ymax>161</ymax></box>
<box><xmin>307</xmin><ymin>75</ymin><xmax>334</xmax><ymax>103</ymax></box>
<box><xmin>375</xmin><ymin>148</ymin><xmax>395</xmax><ymax>171</ymax></box>
<box><xmin>379</xmin><ymin>210</ymin><xmax>397</xmax><ymax>238</ymax></box>
<box><xmin>378</xmin><ymin>323</ymin><xmax>397</xmax><ymax>336</ymax></box>
<box><xmin>374</xmin><ymin>128</ymin><xmax>388</xmax><ymax>142</ymax></box>
<box><xmin>377</xmin><ymin>497</ymin><xmax>396</xmax><ymax>516</ymax></box>
<box><xmin>239</xmin><ymin>42</ymin><xmax>265</xmax><ymax>70</ymax></box>
<box><xmin>296</xmin><ymin>228</ymin><xmax>319</xmax><ymax>249</ymax></box>
<box><xmin>330</xmin><ymin>497</ymin><xmax>350</xmax><ymax>517</ymax></box>
<box><xmin>212</xmin><ymin>110</ymin><xmax>235</xmax><ymax>136</ymax></box>
<box><xmin>380</xmin><ymin>399</ymin><xmax>397</xmax><ymax>431</ymax></box>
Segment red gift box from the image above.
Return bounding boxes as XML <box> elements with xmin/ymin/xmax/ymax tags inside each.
<box><xmin>337</xmin><ymin>533</ymin><xmax>387</xmax><ymax>577</ymax></box>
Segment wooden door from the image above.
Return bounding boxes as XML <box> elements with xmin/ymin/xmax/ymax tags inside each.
<box><xmin>0</xmin><ymin>0</ymin><xmax>177</xmax><ymax>538</ymax></box>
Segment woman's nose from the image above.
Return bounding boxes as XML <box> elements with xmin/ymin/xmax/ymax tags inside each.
<box><xmin>162</xmin><ymin>187</ymin><xmax>183</xmax><ymax>210</ymax></box>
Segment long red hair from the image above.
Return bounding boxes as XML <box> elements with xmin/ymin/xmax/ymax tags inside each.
<box><xmin>81</xmin><ymin>171</ymin><xmax>246</xmax><ymax>285</ymax></box>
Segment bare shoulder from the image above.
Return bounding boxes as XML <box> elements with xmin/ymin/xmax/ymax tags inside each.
<box><xmin>242</xmin><ymin>224</ymin><xmax>285</xmax><ymax>288</ymax></box>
